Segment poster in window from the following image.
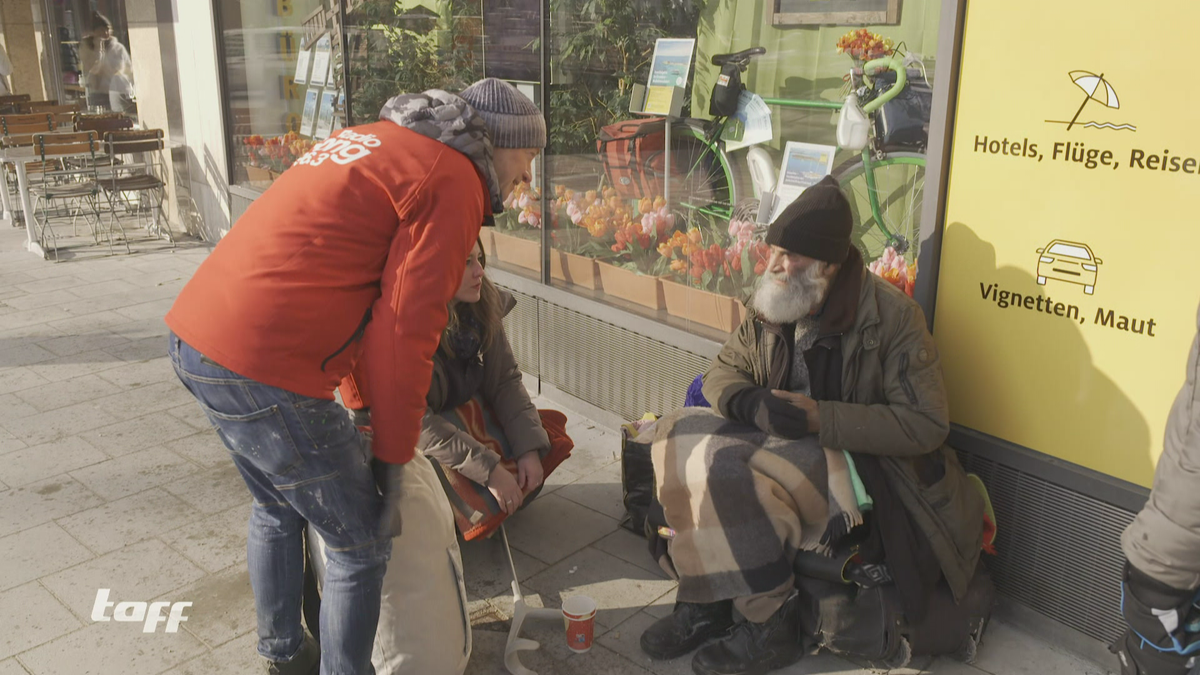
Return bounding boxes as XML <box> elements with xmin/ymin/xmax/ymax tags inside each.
<box><xmin>315</xmin><ymin>90</ymin><xmax>337</xmax><ymax>139</ymax></box>
<box><xmin>643</xmin><ymin>38</ymin><xmax>696</xmax><ymax>116</ymax></box>
<box><xmin>309</xmin><ymin>35</ymin><xmax>333</xmax><ymax>88</ymax></box>
<box><xmin>483</xmin><ymin>0</ymin><xmax>539</xmax><ymax>82</ymax></box>
<box><xmin>300</xmin><ymin>88</ymin><xmax>320</xmax><ymax>138</ymax></box>
<box><xmin>772</xmin><ymin>0</ymin><xmax>900</xmax><ymax>26</ymax></box>
<box><xmin>771</xmin><ymin>142</ymin><xmax>836</xmax><ymax>220</ymax></box>
<box><xmin>293</xmin><ymin>41</ymin><xmax>313</xmax><ymax>86</ymax></box>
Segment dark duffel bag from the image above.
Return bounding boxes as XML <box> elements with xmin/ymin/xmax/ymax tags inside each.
<box><xmin>795</xmin><ymin>557</ymin><xmax>995</xmax><ymax>669</ymax></box>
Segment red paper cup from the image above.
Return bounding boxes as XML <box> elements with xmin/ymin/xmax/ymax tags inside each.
<box><xmin>562</xmin><ymin>595</ymin><xmax>597</xmax><ymax>653</ymax></box>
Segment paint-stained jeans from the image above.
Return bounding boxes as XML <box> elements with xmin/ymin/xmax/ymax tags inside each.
<box><xmin>168</xmin><ymin>332</ymin><xmax>391</xmax><ymax>674</ymax></box>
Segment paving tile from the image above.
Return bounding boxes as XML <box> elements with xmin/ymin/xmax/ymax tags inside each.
<box><xmin>57</xmin><ymin>488</ymin><xmax>201</xmax><ymax>555</ymax></box>
<box><xmin>69</xmin><ymin>447</ymin><xmax>200</xmax><ymax>501</ymax></box>
<box><xmin>33</xmin><ymin>332</ymin><xmax>130</xmax><ymax>358</ymax></box>
<box><xmin>1</xmin><ymin>289</ymin><xmax>82</xmax><ymax>312</ymax></box>
<box><xmin>921</xmin><ymin>657</ymin><xmax>992</xmax><ymax>674</ymax></box>
<box><xmin>163</xmin><ymin>631</ymin><xmax>259</xmax><ymax>675</ymax></box>
<box><xmin>167</xmin><ymin>566</ymin><xmax>256</xmax><ymax>648</ymax></box>
<box><xmin>555</xmin><ymin>461</ymin><xmax>626</xmax><ymax>520</ymax></box>
<box><xmin>0</xmin><ymin>367</ymin><xmax>50</xmax><ymax>396</ymax></box>
<box><xmin>460</xmin><ymin>534</ymin><xmax>549</xmax><ymax>601</ymax></box>
<box><xmin>113</xmin><ymin>298</ymin><xmax>176</xmax><ymax>323</ymax></box>
<box><xmin>503</xmin><ymin>493</ymin><xmax>619</xmax><ymax>565</ymax></box>
<box><xmin>0</xmin><ymin>475</ymin><xmax>104</xmax><ymax>539</ymax></box>
<box><xmin>161</xmin><ymin>503</ymin><xmax>250</xmax><ymax>574</ymax></box>
<box><xmin>0</xmin><ymin>428</ymin><xmax>24</xmax><ymax>456</ymax></box>
<box><xmin>104</xmin><ymin>318</ymin><xmax>170</xmax><ymax>343</ymax></box>
<box><xmin>39</xmin><ymin>539</ymin><xmax>207</xmax><ymax>622</ymax></box>
<box><xmin>0</xmin><ymin>658</ymin><xmax>31</xmax><ymax>675</ymax></box>
<box><xmin>163</xmin><ymin>431</ymin><xmax>227</xmax><ymax>467</ymax></box>
<box><xmin>0</xmin><ymin>582</ymin><xmax>82</xmax><ymax>661</ymax></box>
<box><xmin>970</xmin><ymin>621</ymin><xmax>1112</xmax><ymax>675</ymax></box>
<box><xmin>62</xmin><ymin>279</ymin><xmax>142</xmax><ymax>300</ymax></box>
<box><xmin>15</xmin><ymin>617</ymin><xmax>206</xmax><ymax>675</ymax></box>
<box><xmin>164</xmin><ymin>404</ymin><xmax>213</xmax><ymax>432</ymax></box>
<box><xmin>79</xmin><ymin>411</ymin><xmax>198</xmax><ymax>457</ymax></box>
<box><xmin>0</xmin><ymin>436</ymin><xmax>109</xmax><ymax>488</ymax></box>
<box><xmin>12</xmin><ymin>374</ymin><xmax>124</xmax><ymax>413</ymax></box>
<box><xmin>0</xmin><ymin>522</ymin><xmax>94</xmax><ymax>592</ymax></box>
<box><xmin>541</xmin><ymin>463</ymin><xmax>582</xmax><ymax>496</ymax></box>
<box><xmin>591</xmin><ymin>529</ymin><xmax>669</xmax><ymax>579</ymax></box>
<box><xmin>561</xmin><ymin>423</ymin><xmax>622</xmax><ymax>475</ymax></box>
<box><xmin>523</xmin><ymin>547</ymin><xmax>678</xmax><ymax>631</ymax></box>
<box><xmin>14</xmin><ymin>275</ymin><xmax>85</xmax><ymax>294</ymax></box>
<box><xmin>0</xmin><ymin>399</ymin><xmax>122</xmax><ymax>447</ymax></box>
<box><xmin>0</xmin><ymin>321</ymin><xmax>64</xmax><ymax>343</ymax></box>
<box><xmin>0</xmin><ymin>340</ymin><xmax>57</xmax><ymax>369</ymax></box>
<box><xmin>0</xmin><ymin>306</ymin><xmax>74</xmax><ymax>331</ymax></box>
<box><xmin>644</xmin><ymin>587</ymin><xmax>676</xmax><ymax>619</ymax></box>
<box><xmin>21</xmin><ymin>348</ymin><xmax>126</xmax><ymax>383</ymax></box>
<box><xmin>101</xmin><ymin>335</ymin><xmax>171</xmax><ymax>363</ymax></box>
<box><xmin>0</xmin><ymin>394</ymin><xmax>40</xmax><ymax>422</ymax></box>
<box><xmin>162</xmin><ymin>463</ymin><xmax>249</xmax><ymax>516</ymax></box>
<box><xmin>93</xmin><ymin>356</ymin><xmax>174</xmax><ymax>390</ymax></box>
<box><xmin>89</xmin><ymin>381</ymin><xmax>194</xmax><ymax>422</ymax></box>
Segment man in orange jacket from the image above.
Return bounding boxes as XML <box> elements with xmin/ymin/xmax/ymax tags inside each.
<box><xmin>165</xmin><ymin>78</ymin><xmax>545</xmax><ymax>674</ymax></box>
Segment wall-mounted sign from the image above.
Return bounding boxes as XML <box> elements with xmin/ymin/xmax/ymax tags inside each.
<box><xmin>934</xmin><ymin>0</ymin><xmax>1200</xmax><ymax>487</ymax></box>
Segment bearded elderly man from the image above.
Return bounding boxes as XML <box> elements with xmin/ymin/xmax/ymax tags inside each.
<box><xmin>642</xmin><ymin>177</ymin><xmax>984</xmax><ymax>675</ymax></box>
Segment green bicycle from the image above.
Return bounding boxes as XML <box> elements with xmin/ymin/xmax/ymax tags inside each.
<box><xmin>667</xmin><ymin>46</ymin><xmax>929</xmax><ymax>261</ymax></box>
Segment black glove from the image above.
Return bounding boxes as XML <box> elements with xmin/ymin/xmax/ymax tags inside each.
<box><xmin>371</xmin><ymin>458</ymin><xmax>405</xmax><ymax>539</ymax></box>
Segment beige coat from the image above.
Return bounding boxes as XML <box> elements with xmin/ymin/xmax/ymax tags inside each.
<box><xmin>1123</xmin><ymin>302</ymin><xmax>1200</xmax><ymax>592</ymax></box>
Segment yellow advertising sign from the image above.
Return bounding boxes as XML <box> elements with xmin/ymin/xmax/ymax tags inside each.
<box><xmin>934</xmin><ymin>1</ymin><xmax>1200</xmax><ymax>487</ymax></box>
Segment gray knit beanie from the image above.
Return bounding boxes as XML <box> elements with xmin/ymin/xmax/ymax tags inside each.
<box><xmin>459</xmin><ymin>78</ymin><xmax>547</xmax><ymax>149</ymax></box>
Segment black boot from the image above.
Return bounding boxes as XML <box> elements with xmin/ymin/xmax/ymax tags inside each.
<box><xmin>640</xmin><ymin>600</ymin><xmax>735</xmax><ymax>660</ymax></box>
<box><xmin>691</xmin><ymin>593</ymin><xmax>804</xmax><ymax>675</ymax></box>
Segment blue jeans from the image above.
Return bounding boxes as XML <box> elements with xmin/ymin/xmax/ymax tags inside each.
<box><xmin>168</xmin><ymin>333</ymin><xmax>391</xmax><ymax>674</ymax></box>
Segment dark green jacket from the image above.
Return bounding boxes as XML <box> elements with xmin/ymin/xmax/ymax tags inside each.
<box><xmin>702</xmin><ymin>249</ymin><xmax>984</xmax><ymax>600</ymax></box>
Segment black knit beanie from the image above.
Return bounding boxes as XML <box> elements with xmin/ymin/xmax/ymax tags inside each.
<box><xmin>765</xmin><ymin>176</ymin><xmax>853</xmax><ymax>264</ymax></box>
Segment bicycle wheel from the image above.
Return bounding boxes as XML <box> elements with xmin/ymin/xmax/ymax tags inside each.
<box><xmin>833</xmin><ymin>151</ymin><xmax>925</xmax><ymax>264</ymax></box>
<box><xmin>667</xmin><ymin>122</ymin><xmax>749</xmax><ymax>224</ymax></box>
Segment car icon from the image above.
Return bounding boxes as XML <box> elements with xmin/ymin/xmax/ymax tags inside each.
<box><xmin>1036</xmin><ymin>240</ymin><xmax>1102</xmax><ymax>294</ymax></box>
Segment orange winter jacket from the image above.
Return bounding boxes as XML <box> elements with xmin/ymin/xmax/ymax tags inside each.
<box><xmin>166</xmin><ymin>119</ymin><xmax>491</xmax><ymax>464</ymax></box>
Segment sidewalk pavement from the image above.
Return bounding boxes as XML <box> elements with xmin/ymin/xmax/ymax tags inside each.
<box><xmin>0</xmin><ymin>224</ymin><xmax>1114</xmax><ymax>675</ymax></box>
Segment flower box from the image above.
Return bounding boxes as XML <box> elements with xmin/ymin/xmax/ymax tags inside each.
<box><xmin>246</xmin><ymin>165</ymin><xmax>273</xmax><ymax>184</ymax></box>
<box><xmin>551</xmin><ymin>250</ymin><xmax>601</xmax><ymax>290</ymax></box>
<box><xmin>597</xmin><ymin>263</ymin><xmax>665</xmax><ymax>310</ymax></box>
<box><xmin>661</xmin><ymin>280</ymin><xmax>742</xmax><ymax>333</ymax></box>
<box><xmin>492</xmin><ymin>230</ymin><xmax>541</xmax><ymax>272</ymax></box>
<box><xmin>479</xmin><ymin>227</ymin><xmax>496</xmax><ymax>258</ymax></box>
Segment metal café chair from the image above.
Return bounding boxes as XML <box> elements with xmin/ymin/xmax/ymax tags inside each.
<box><xmin>101</xmin><ymin>129</ymin><xmax>172</xmax><ymax>244</ymax></box>
<box><xmin>29</xmin><ymin>131</ymin><xmax>112</xmax><ymax>257</ymax></box>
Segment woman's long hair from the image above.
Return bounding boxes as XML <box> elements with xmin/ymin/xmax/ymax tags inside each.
<box><xmin>440</xmin><ymin>242</ymin><xmax>503</xmax><ymax>359</ymax></box>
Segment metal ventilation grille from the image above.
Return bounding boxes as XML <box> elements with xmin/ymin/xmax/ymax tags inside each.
<box><xmin>960</xmin><ymin>451</ymin><xmax>1135</xmax><ymax>644</ymax></box>
<box><xmin>537</xmin><ymin>300</ymin><xmax>711</xmax><ymax>422</ymax></box>
<box><xmin>501</xmin><ymin>288</ymin><xmax>540</xmax><ymax>377</ymax></box>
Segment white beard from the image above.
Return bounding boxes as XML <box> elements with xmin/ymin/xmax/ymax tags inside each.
<box><xmin>752</xmin><ymin>263</ymin><xmax>831</xmax><ymax>324</ymax></box>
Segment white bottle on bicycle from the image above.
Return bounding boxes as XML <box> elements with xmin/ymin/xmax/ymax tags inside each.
<box><xmin>837</xmin><ymin>91</ymin><xmax>870</xmax><ymax>152</ymax></box>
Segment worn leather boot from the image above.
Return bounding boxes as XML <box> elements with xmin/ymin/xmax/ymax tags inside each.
<box><xmin>265</xmin><ymin>633</ymin><xmax>320</xmax><ymax>675</ymax></box>
<box><xmin>691</xmin><ymin>592</ymin><xmax>804</xmax><ymax>675</ymax></box>
<box><xmin>640</xmin><ymin>599</ymin><xmax>735</xmax><ymax>660</ymax></box>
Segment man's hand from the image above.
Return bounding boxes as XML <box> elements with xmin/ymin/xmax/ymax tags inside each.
<box><xmin>516</xmin><ymin>451</ymin><xmax>544</xmax><ymax>493</ymax></box>
<box><xmin>487</xmin><ymin>464</ymin><xmax>523</xmax><ymax>515</ymax></box>
<box><xmin>371</xmin><ymin>458</ymin><xmax>405</xmax><ymax>538</ymax></box>
<box><xmin>771</xmin><ymin>390</ymin><xmax>821</xmax><ymax>432</ymax></box>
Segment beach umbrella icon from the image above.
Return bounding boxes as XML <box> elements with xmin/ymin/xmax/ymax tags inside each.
<box><xmin>1066</xmin><ymin>70</ymin><xmax>1119</xmax><ymax>130</ymax></box>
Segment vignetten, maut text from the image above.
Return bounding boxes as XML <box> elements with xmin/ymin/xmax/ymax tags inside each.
<box><xmin>979</xmin><ymin>283</ymin><xmax>1156</xmax><ymax>337</ymax></box>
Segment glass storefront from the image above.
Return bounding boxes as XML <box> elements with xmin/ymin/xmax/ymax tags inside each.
<box><xmin>217</xmin><ymin>0</ymin><xmax>940</xmax><ymax>340</ymax></box>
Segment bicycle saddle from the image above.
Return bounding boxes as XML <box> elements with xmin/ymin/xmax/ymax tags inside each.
<box><xmin>711</xmin><ymin>47</ymin><xmax>766</xmax><ymax>67</ymax></box>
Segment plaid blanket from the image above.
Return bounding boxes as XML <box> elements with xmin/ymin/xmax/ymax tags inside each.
<box><xmin>429</xmin><ymin>396</ymin><xmax>573</xmax><ymax>540</ymax></box>
<box><xmin>650</xmin><ymin>408</ymin><xmax>861</xmax><ymax>604</ymax></box>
